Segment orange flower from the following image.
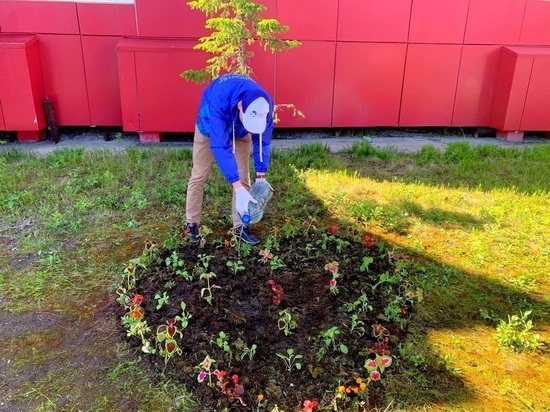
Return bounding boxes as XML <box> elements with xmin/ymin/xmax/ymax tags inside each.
<box><xmin>257</xmin><ymin>394</ymin><xmax>264</xmax><ymax>402</ymax></box>
<box><xmin>360</xmin><ymin>382</ymin><xmax>367</xmax><ymax>391</ymax></box>
<box><xmin>224</xmin><ymin>239</ymin><xmax>230</xmax><ymax>247</ymax></box>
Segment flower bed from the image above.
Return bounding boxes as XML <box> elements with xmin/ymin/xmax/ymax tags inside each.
<box><xmin>116</xmin><ymin>219</ymin><xmax>421</xmax><ymax>411</ymax></box>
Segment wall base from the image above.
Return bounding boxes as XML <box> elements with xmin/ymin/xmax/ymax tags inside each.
<box><xmin>496</xmin><ymin>130</ymin><xmax>524</xmax><ymax>142</ymax></box>
<box><xmin>139</xmin><ymin>132</ymin><xmax>161</xmax><ymax>143</ymax></box>
<box><xmin>17</xmin><ymin>130</ymin><xmax>44</xmax><ymax>142</ymax></box>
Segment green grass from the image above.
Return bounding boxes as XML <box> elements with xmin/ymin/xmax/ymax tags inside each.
<box><xmin>0</xmin><ymin>141</ymin><xmax>549</xmax><ymax>411</ymax></box>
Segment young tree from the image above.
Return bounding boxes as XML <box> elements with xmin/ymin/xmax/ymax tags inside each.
<box><xmin>181</xmin><ymin>0</ymin><xmax>301</xmax><ymax>84</ymax></box>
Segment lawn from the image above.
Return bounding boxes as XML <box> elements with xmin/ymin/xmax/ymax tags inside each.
<box><xmin>0</xmin><ymin>139</ymin><xmax>548</xmax><ymax>411</ymax></box>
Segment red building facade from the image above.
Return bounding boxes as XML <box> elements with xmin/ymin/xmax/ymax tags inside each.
<box><xmin>1</xmin><ymin>0</ymin><xmax>550</xmax><ymax>143</ymax></box>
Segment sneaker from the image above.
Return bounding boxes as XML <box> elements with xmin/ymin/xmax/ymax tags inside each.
<box><xmin>185</xmin><ymin>223</ymin><xmax>199</xmax><ymax>243</ymax></box>
<box><xmin>237</xmin><ymin>226</ymin><xmax>260</xmax><ymax>245</ymax></box>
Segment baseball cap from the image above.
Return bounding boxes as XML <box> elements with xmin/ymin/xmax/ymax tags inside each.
<box><xmin>241</xmin><ymin>89</ymin><xmax>270</xmax><ymax>134</ymax></box>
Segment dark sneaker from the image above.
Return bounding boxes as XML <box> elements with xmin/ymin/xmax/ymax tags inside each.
<box><xmin>237</xmin><ymin>226</ymin><xmax>260</xmax><ymax>245</ymax></box>
<box><xmin>185</xmin><ymin>223</ymin><xmax>199</xmax><ymax>243</ymax></box>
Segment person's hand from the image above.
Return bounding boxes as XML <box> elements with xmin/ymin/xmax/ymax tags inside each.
<box><xmin>234</xmin><ymin>186</ymin><xmax>257</xmax><ymax>216</ymax></box>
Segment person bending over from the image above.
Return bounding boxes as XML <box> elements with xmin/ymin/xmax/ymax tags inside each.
<box><xmin>185</xmin><ymin>73</ymin><xmax>274</xmax><ymax>244</ymax></box>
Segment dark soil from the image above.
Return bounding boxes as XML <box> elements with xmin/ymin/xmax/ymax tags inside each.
<box><xmin>115</xmin><ymin>223</ymin><xmax>416</xmax><ymax>411</ymax></box>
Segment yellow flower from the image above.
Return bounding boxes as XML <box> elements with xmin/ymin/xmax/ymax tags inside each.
<box><xmin>337</xmin><ymin>385</ymin><xmax>346</xmax><ymax>394</ymax></box>
<box><xmin>360</xmin><ymin>382</ymin><xmax>367</xmax><ymax>391</ymax></box>
<box><xmin>355</xmin><ymin>377</ymin><xmax>362</xmax><ymax>384</ymax></box>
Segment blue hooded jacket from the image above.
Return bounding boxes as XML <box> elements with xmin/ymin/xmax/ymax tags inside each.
<box><xmin>196</xmin><ymin>74</ymin><xmax>274</xmax><ymax>184</ymax></box>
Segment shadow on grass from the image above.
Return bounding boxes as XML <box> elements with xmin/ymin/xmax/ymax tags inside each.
<box><xmin>270</xmin><ymin>144</ymin><xmax>549</xmax><ymax>409</ymax></box>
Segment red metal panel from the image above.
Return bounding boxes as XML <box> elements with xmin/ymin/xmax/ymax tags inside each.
<box><xmin>0</xmin><ymin>35</ymin><xmax>46</xmax><ymax>132</ymax></box>
<box><xmin>490</xmin><ymin>48</ymin><xmax>533</xmax><ymax>131</ymax></box>
<box><xmin>338</xmin><ymin>0</ymin><xmax>412</xmax><ymax>42</ymax></box>
<box><xmin>333</xmin><ymin>42</ymin><xmax>406</xmax><ymax>127</ymax></box>
<box><xmin>465</xmin><ymin>0</ymin><xmax>525</xmax><ymax>45</ymax></box>
<box><xmin>135</xmin><ymin>0</ymin><xmax>209</xmax><ymax>38</ymax></box>
<box><xmin>248</xmin><ymin>42</ymin><xmax>276</xmax><ymax>98</ymax></box>
<box><xmin>278</xmin><ymin>0</ymin><xmax>338</xmax><ymax>41</ymax></box>
<box><xmin>38</xmin><ymin>34</ymin><xmax>90</xmax><ymax>126</ymax></box>
<box><xmin>275</xmin><ymin>41</ymin><xmax>335</xmax><ymax>127</ymax></box>
<box><xmin>409</xmin><ymin>0</ymin><xmax>470</xmax><ymax>44</ymax></box>
<box><xmin>82</xmin><ymin>36</ymin><xmax>123</xmax><ymax>126</ymax></box>
<box><xmin>453</xmin><ymin>45</ymin><xmax>501</xmax><ymax>126</ymax></box>
<box><xmin>0</xmin><ymin>1</ymin><xmax>79</xmax><ymax>34</ymax></box>
<box><xmin>129</xmin><ymin>40</ymin><xmax>206</xmax><ymax>132</ymax></box>
<box><xmin>399</xmin><ymin>44</ymin><xmax>462</xmax><ymax>126</ymax></box>
<box><xmin>521</xmin><ymin>56</ymin><xmax>550</xmax><ymax>130</ymax></box>
<box><xmin>77</xmin><ymin>3</ymin><xmax>137</xmax><ymax>36</ymax></box>
<box><xmin>520</xmin><ymin>1</ymin><xmax>550</xmax><ymax>46</ymax></box>
<box><xmin>116</xmin><ymin>42</ymin><xmax>139</xmax><ymax>132</ymax></box>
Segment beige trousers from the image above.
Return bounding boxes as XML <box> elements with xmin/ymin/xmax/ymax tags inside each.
<box><xmin>186</xmin><ymin>125</ymin><xmax>252</xmax><ymax>228</ymax></box>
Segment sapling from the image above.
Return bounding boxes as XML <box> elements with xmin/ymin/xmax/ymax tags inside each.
<box><xmin>200</xmin><ymin>271</ymin><xmax>221</xmax><ymax>305</ymax></box>
<box><xmin>240</xmin><ymin>344</ymin><xmax>257</xmax><ymax>361</ymax></box>
<box><xmin>226</xmin><ymin>259</ymin><xmax>245</xmax><ymax>275</ymax></box>
<box><xmin>278</xmin><ymin>309</ymin><xmax>297</xmax><ymax>336</ymax></box>
<box><xmin>276</xmin><ymin>348</ymin><xmax>302</xmax><ymax>372</ymax></box>
<box><xmin>175</xmin><ymin>301</ymin><xmax>192</xmax><ymax>329</ymax></box>
<box><xmin>319</xmin><ymin>326</ymin><xmax>348</xmax><ymax>354</ymax></box>
<box><xmin>165</xmin><ymin>250</ymin><xmax>192</xmax><ymax>281</ymax></box>
<box><xmin>215</xmin><ymin>331</ymin><xmax>231</xmax><ymax>353</ymax></box>
<box><xmin>154</xmin><ymin>291</ymin><xmax>170</xmax><ymax>310</ymax></box>
<box><xmin>269</xmin><ymin>255</ymin><xmax>285</xmax><ymax>271</ymax></box>
<box><xmin>182</xmin><ymin>0</ymin><xmax>300</xmax><ymax>83</ymax></box>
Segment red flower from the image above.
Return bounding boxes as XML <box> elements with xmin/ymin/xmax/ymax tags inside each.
<box><xmin>327</xmin><ymin>225</ymin><xmax>338</xmax><ymax>235</ymax></box>
<box><xmin>131</xmin><ymin>294</ymin><xmax>144</xmax><ymax>305</ymax></box>
<box><xmin>363</xmin><ymin>235</ymin><xmax>374</xmax><ymax>248</ymax></box>
<box><xmin>268</xmin><ymin>279</ymin><xmax>283</xmax><ymax>305</ymax></box>
<box><xmin>303</xmin><ymin>399</ymin><xmax>318</xmax><ymax>412</ymax></box>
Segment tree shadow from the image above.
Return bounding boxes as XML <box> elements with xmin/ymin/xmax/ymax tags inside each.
<box><xmin>268</xmin><ymin>143</ymin><xmax>549</xmax><ymax>410</ymax></box>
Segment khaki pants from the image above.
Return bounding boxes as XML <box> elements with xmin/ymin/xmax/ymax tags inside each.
<box><xmin>186</xmin><ymin>125</ymin><xmax>251</xmax><ymax>228</ymax></box>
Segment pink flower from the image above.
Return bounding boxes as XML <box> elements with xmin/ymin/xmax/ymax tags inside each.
<box><xmin>324</xmin><ymin>261</ymin><xmax>339</xmax><ymax>274</ymax></box>
<box><xmin>329</xmin><ymin>278</ymin><xmax>338</xmax><ymax>294</ymax></box>
<box><xmin>197</xmin><ymin>371</ymin><xmax>207</xmax><ymax>382</ymax></box>
<box><xmin>259</xmin><ymin>249</ymin><xmax>273</xmax><ymax>263</ymax></box>
<box><xmin>365</xmin><ymin>359</ymin><xmax>377</xmax><ymax>369</ymax></box>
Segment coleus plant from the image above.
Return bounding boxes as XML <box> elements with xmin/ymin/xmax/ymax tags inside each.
<box><xmin>156</xmin><ymin>318</ymin><xmax>183</xmax><ymax>364</ymax></box>
<box><xmin>364</xmin><ymin>354</ymin><xmax>393</xmax><ymax>381</ymax></box>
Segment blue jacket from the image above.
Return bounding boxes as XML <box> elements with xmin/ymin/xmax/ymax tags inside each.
<box><xmin>196</xmin><ymin>74</ymin><xmax>274</xmax><ymax>184</ymax></box>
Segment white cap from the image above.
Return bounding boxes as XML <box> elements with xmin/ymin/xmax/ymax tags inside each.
<box><xmin>242</xmin><ymin>96</ymin><xmax>270</xmax><ymax>134</ymax></box>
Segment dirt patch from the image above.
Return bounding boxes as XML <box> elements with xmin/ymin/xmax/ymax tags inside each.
<box><xmin>116</xmin><ymin>223</ymin><xmax>419</xmax><ymax>411</ymax></box>
<box><xmin>0</xmin><ymin>303</ymin><xmax>126</xmax><ymax>412</ymax></box>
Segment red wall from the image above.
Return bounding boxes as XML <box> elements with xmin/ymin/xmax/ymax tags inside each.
<box><xmin>1</xmin><ymin>0</ymin><xmax>550</xmax><ymax>142</ymax></box>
